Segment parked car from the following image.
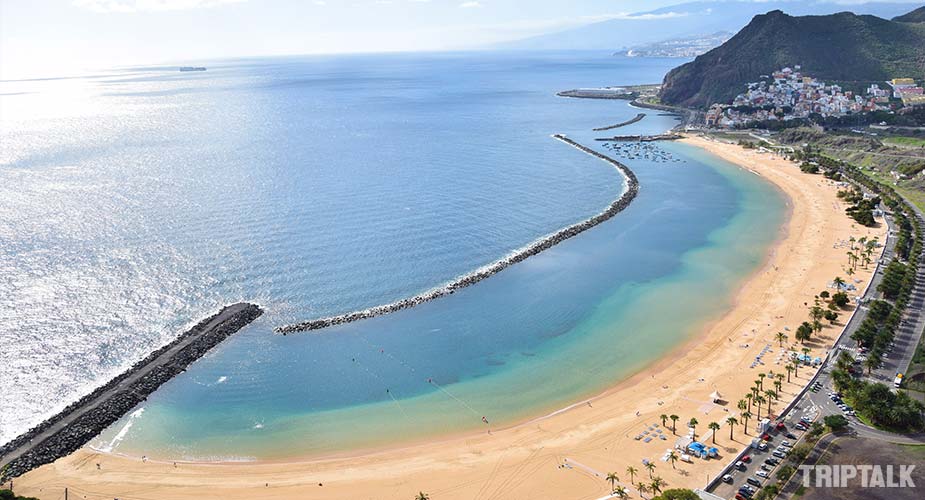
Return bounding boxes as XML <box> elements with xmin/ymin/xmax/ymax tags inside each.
<box><xmin>723</xmin><ymin>474</ymin><xmax>734</xmax><ymax>483</ymax></box>
<box><xmin>773</xmin><ymin>451</ymin><xmax>787</xmax><ymax>458</ymax></box>
<box><xmin>758</xmin><ymin>442</ymin><xmax>768</xmax><ymax>451</ymax></box>
<box><xmin>757</xmin><ymin>470</ymin><xmax>770</xmax><ymax>478</ymax></box>
<box><xmin>785</xmin><ymin>432</ymin><xmax>797</xmax><ymax>439</ymax></box>
<box><xmin>741</xmin><ymin>454</ymin><xmax>752</xmax><ymax>463</ymax></box>
<box><xmin>735</xmin><ymin>461</ymin><xmax>746</xmax><ymax>471</ymax></box>
<box><xmin>747</xmin><ymin>477</ymin><xmax>763</xmax><ymax>487</ymax></box>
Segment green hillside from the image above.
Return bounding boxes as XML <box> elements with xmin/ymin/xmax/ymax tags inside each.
<box><xmin>659</xmin><ymin>8</ymin><xmax>925</xmax><ymax>109</ymax></box>
<box><xmin>893</xmin><ymin>5</ymin><xmax>925</xmax><ymax>22</ymax></box>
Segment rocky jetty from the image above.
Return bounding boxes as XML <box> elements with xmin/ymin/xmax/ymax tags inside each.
<box><xmin>276</xmin><ymin>136</ymin><xmax>639</xmax><ymax>334</ymax></box>
<box><xmin>557</xmin><ymin>88</ymin><xmax>634</xmax><ymax>100</ymax></box>
<box><xmin>595</xmin><ymin>133</ymin><xmax>681</xmax><ymax>142</ymax></box>
<box><xmin>0</xmin><ymin>303</ymin><xmax>262</xmax><ymax>481</ymax></box>
<box><xmin>593</xmin><ymin>113</ymin><xmax>646</xmax><ymax>132</ymax></box>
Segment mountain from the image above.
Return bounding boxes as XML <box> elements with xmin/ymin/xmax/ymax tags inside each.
<box><xmin>659</xmin><ymin>8</ymin><xmax>925</xmax><ymax>108</ymax></box>
<box><xmin>496</xmin><ymin>1</ymin><xmax>921</xmax><ymax>51</ymax></box>
<box><xmin>623</xmin><ymin>32</ymin><xmax>733</xmax><ymax>58</ymax></box>
<box><xmin>893</xmin><ymin>5</ymin><xmax>925</xmax><ymax>22</ymax></box>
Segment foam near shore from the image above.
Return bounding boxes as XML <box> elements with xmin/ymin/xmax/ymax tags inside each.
<box><xmin>276</xmin><ymin>135</ymin><xmax>639</xmax><ymax>334</ymax></box>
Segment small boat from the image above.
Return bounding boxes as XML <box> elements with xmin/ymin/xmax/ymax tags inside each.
<box><xmin>179</xmin><ymin>66</ymin><xmax>207</xmax><ymax>72</ymax></box>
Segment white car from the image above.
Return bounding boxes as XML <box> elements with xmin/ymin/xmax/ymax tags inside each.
<box><xmin>756</xmin><ymin>470</ymin><xmax>770</xmax><ymax>478</ymax></box>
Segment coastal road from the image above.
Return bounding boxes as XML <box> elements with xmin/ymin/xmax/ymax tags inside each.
<box><xmin>0</xmin><ymin>303</ymin><xmax>260</xmax><ymax>476</ymax></box>
<box><xmin>874</xmin><ymin>205</ymin><xmax>925</xmax><ymax>382</ymax></box>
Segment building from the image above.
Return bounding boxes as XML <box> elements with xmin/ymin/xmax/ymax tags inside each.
<box><xmin>889</xmin><ymin>78</ymin><xmax>919</xmax><ymax>98</ymax></box>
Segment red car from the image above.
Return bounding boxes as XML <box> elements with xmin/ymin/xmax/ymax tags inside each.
<box><xmin>761</xmin><ymin>433</ymin><xmax>772</xmax><ymax>441</ymax></box>
<box><xmin>775</xmin><ymin>422</ymin><xmax>786</xmax><ymax>430</ymax></box>
<box><xmin>742</xmin><ymin>454</ymin><xmax>752</xmax><ymax>463</ymax></box>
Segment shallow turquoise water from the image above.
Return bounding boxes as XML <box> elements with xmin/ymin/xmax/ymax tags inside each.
<box><xmin>0</xmin><ymin>52</ymin><xmax>785</xmax><ymax>458</ymax></box>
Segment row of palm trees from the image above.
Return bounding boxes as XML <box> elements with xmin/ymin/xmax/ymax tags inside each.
<box><xmin>605</xmin><ymin>465</ymin><xmax>666</xmax><ymax>499</ymax></box>
<box><xmin>846</xmin><ymin>236</ymin><xmax>878</xmax><ymax>272</ymax></box>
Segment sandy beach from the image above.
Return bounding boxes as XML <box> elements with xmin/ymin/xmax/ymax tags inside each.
<box><xmin>12</xmin><ymin>137</ymin><xmax>886</xmax><ymax>500</ymax></box>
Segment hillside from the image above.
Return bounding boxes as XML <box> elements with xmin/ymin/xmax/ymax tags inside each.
<box><xmin>659</xmin><ymin>9</ymin><xmax>925</xmax><ymax>108</ymax></box>
<box><xmin>894</xmin><ymin>6</ymin><xmax>925</xmax><ymax>22</ymax></box>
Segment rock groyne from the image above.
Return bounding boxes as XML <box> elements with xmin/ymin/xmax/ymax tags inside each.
<box><xmin>557</xmin><ymin>88</ymin><xmax>634</xmax><ymax>100</ymax></box>
<box><xmin>595</xmin><ymin>133</ymin><xmax>682</xmax><ymax>142</ymax></box>
<box><xmin>0</xmin><ymin>303</ymin><xmax>263</xmax><ymax>480</ymax></box>
<box><xmin>276</xmin><ymin>136</ymin><xmax>639</xmax><ymax>334</ymax></box>
<box><xmin>593</xmin><ymin>113</ymin><xmax>646</xmax><ymax>132</ymax></box>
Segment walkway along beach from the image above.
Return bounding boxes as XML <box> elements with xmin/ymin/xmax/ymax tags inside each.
<box><xmin>276</xmin><ymin>135</ymin><xmax>639</xmax><ymax>334</ymax></box>
<box><xmin>0</xmin><ymin>303</ymin><xmax>263</xmax><ymax>481</ymax></box>
<box><xmin>10</xmin><ymin>138</ymin><xmax>887</xmax><ymax>500</ymax></box>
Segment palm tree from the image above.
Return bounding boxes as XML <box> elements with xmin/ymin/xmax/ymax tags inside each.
<box><xmin>613</xmin><ymin>486</ymin><xmax>629</xmax><ymax>499</ymax></box>
<box><xmin>741</xmin><ymin>411</ymin><xmax>752</xmax><ymax>435</ymax></box>
<box><xmin>668</xmin><ymin>450</ymin><xmax>679</xmax><ymax>469</ymax></box>
<box><xmin>833</xmin><ymin>276</ymin><xmax>846</xmax><ymax>290</ymax></box>
<box><xmin>775</xmin><ymin>331</ymin><xmax>788</xmax><ymax>347</ymax></box>
<box><xmin>785</xmin><ymin>363</ymin><xmax>794</xmax><ymax>383</ymax></box>
<box><xmin>626</xmin><ymin>466</ymin><xmax>638</xmax><ymax>486</ymax></box>
<box><xmin>764</xmin><ymin>390</ymin><xmax>777</xmax><ymax>416</ymax></box>
<box><xmin>754</xmin><ymin>395</ymin><xmax>765</xmax><ymax>420</ymax></box>
<box><xmin>688</xmin><ymin>417</ymin><xmax>699</xmax><ymax>440</ymax></box>
<box><xmin>606</xmin><ymin>472</ymin><xmax>620</xmax><ymax>493</ymax></box>
<box><xmin>708</xmin><ymin>422</ymin><xmax>720</xmax><ymax>443</ymax></box>
<box><xmin>758</xmin><ymin>373</ymin><xmax>766</xmax><ymax>390</ymax></box>
<box><xmin>644</xmin><ymin>461</ymin><xmax>656</xmax><ymax>478</ymax></box>
<box><xmin>737</xmin><ymin>399</ymin><xmax>748</xmax><ymax>412</ymax></box>
<box><xmin>773</xmin><ymin>379</ymin><xmax>782</xmax><ymax>394</ymax></box>
<box><xmin>669</xmin><ymin>414</ymin><xmax>679</xmax><ymax>434</ymax></box>
<box><xmin>660</xmin><ymin>414</ymin><xmax>668</xmax><ymax>427</ymax></box>
<box><xmin>745</xmin><ymin>392</ymin><xmax>754</xmax><ymax>409</ymax></box>
<box><xmin>651</xmin><ymin>477</ymin><xmax>665</xmax><ymax>495</ymax></box>
<box><xmin>726</xmin><ymin>416</ymin><xmax>738</xmax><ymax>440</ymax></box>
<box><xmin>415</xmin><ymin>493</ymin><xmax>430</xmax><ymax>500</ymax></box>
<box><xmin>637</xmin><ymin>483</ymin><xmax>650</xmax><ymax>499</ymax></box>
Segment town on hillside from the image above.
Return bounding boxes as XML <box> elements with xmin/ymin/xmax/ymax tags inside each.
<box><xmin>705</xmin><ymin>66</ymin><xmax>925</xmax><ymax>129</ymax></box>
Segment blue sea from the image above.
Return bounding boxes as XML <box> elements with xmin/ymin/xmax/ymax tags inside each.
<box><xmin>0</xmin><ymin>52</ymin><xmax>786</xmax><ymax>459</ymax></box>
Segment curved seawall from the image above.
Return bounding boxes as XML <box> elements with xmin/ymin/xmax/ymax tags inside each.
<box><xmin>276</xmin><ymin>135</ymin><xmax>639</xmax><ymax>334</ymax></box>
<box><xmin>0</xmin><ymin>303</ymin><xmax>263</xmax><ymax>480</ymax></box>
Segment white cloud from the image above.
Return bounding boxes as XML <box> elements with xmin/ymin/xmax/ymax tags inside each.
<box><xmin>72</xmin><ymin>0</ymin><xmax>247</xmax><ymax>13</ymax></box>
<box><xmin>459</xmin><ymin>1</ymin><xmax>481</xmax><ymax>8</ymax></box>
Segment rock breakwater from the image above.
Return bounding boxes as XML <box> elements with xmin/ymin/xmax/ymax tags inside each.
<box><xmin>276</xmin><ymin>135</ymin><xmax>639</xmax><ymax>334</ymax></box>
<box><xmin>0</xmin><ymin>303</ymin><xmax>263</xmax><ymax>481</ymax></box>
<box><xmin>593</xmin><ymin>113</ymin><xmax>646</xmax><ymax>132</ymax></box>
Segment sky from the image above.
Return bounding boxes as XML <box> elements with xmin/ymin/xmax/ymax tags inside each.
<box><xmin>1</xmin><ymin>0</ymin><xmax>923</xmax><ymax>79</ymax></box>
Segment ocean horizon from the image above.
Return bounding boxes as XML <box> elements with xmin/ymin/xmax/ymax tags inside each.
<box><xmin>0</xmin><ymin>51</ymin><xmax>786</xmax><ymax>460</ymax></box>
